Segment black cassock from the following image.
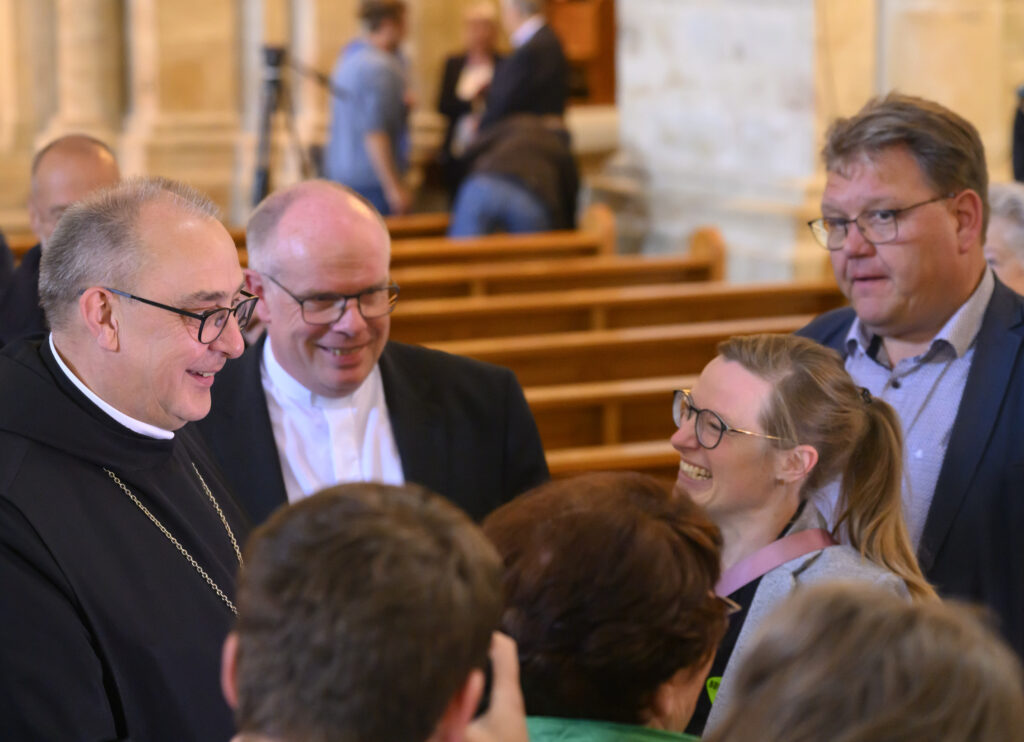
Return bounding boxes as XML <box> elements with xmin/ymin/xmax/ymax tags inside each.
<box><xmin>0</xmin><ymin>339</ymin><xmax>250</xmax><ymax>741</ymax></box>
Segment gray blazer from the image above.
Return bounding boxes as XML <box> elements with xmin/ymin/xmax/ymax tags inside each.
<box><xmin>705</xmin><ymin>504</ymin><xmax>909</xmax><ymax>733</ymax></box>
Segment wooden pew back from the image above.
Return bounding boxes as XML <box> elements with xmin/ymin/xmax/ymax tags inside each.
<box><xmin>390</xmin><ymin>280</ymin><xmax>844</xmax><ymax>343</ymax></box>
<box><xmin>427</xmin><ymin>314</ymin><xmax>813</xmax><ymax>387</ymax></box>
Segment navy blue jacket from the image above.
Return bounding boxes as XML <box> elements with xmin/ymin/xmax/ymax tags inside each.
<box><xmin>798</xmin><ymin>279</ymin><xmax>1024</xmax><ymax>656</ymax></box>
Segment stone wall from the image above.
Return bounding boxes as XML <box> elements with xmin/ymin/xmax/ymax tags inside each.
<box><xmin>618</xmin><ymin>0</ymin><xmax>1024</xmax><ymax>279</ymax></box>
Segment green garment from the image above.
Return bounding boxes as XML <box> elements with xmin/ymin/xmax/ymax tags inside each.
<box><xmin>527</xmin><ymin>716</ymin><xmax>700</xmax><ymax>742</ymax></box>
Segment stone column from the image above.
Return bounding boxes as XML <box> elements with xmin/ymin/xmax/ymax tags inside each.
<box><xmin>122</xmin><ymin>0</ymin><xmax>243</xmax><ymax>218</ymax></box>
<box><xmin>618</xmin><ymin>0</ymin><xmax>1019</xmax><ymax>280</ymax></box>
<box><xmin>878</xmin><ymin>0</ymin><xmax>1007</xmax><ymax>178</ymax></box>
<box><xmin>36</xmin><ymin>0</ymin><xmax>123</xmax><ymax>146</ymax></box>
<box><xmin>619</xmin><ymin>0</ymin><xmax>877</xmax><ymax>279</ymax></box>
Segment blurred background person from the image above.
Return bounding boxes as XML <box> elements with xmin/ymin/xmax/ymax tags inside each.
<box><xmin>483</xmin><ymin>471</ymin><xmax>729</xmax><ymax>742</ymax></box>
<box><xmin>448</xmin><ymin>114</ymin><xmax>578</xmax><ymax>237</ymax></box>
<box><xmin>0</xmin><ymin>134</ymin><xmax>119</xmax><ymax>347</ymax></box>
<box><xmin>437</xmin><ymin>1</ymin><xmax>502</xmax><ymax>199</ymax></box>
<box><xmin>479</xmin><ymin>0</ymin><xmax>568</xmax><ymax>130</ymax></box>
<box><xmin>670</xmin><ymin>334</ymin><xmax>934</xmax><ymax>736</ymax></box>
<box><xmin>704</xmin><ymin>582</ymin><xmax>1024</xmax><ymax>742</ymax></box>
<box><xmin>324</xmin><ymin>0</ymin><xmax>412</xmax><ymax>216</ymax></box>
<box><xmin>985</xmin><ymin>181</ymin><xmax>1024</xmax><ymax>295</ymax></box>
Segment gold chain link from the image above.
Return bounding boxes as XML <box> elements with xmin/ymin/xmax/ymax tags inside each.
<box><xmin>104</xmin><ymin>464</ymin><xmax>243</xmax><ymax>616</ymax></box>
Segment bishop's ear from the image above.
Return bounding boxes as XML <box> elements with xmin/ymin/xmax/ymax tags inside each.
<box><xmin>78</xmin><ymin>287</ymin><xmax>120</xmax><ymax>351</ymax></box>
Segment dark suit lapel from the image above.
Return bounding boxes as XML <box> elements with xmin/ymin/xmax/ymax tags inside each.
<box><xmin>379</xmin><ymin>343</ymin><xmax>449</xmax><ymax>494</ymax></box>
<box><xmin>223</xmin><ymin>336</ymin><xmax>290</xmax><ymax>523</ymax></box>
<box><xmin>918</xmin><ymin>282</ymin><xmax>1024</xmax><ymax>572</ymax></box>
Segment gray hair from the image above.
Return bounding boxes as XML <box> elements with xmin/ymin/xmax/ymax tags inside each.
<box><xmin>245</xmin><ymin>179</ymin><xmax>389</xmax><ymax>274</ymax></box>
<box><xmin>988</xmin><ymin>182</ymin><xmax>1024</xmax><ymax>262</ymax></box>
<box><xmin>39</xmin><ymin>176</ymin><xmax>220</xmax><ymax>331</ymax></box>
<box><xmin>704</xmin><ymin>582</ymin><xmax>1024</xmax><ymax>742</ymax></box>
<box><xmin>822</xmin><ymin>92</ymin><xmax>990</xmax><ymax>233</ymax></box>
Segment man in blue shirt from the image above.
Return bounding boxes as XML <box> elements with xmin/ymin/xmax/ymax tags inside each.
<box><xmin>324</xmin><ymin>0</ymin><xmax>411</xmax><ymax>216</ymax></box>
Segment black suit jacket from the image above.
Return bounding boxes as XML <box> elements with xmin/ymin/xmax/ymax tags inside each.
<box><xmin>197</xmin><ymin>337</ymin><xmax>549</xmax><ymax>525</ymax></box>
<box><xmin>0</xmin><ymin>244</ymin><xmax>46</xmax><ymax>349</ymax></box>
<box><xmin>0</xmin><ymin>231</ymin><xmax>12</xmax><ymax>294</ymax></box>
<box><xmin>798</xmin><ymin>279</ymin><xmax>1024</xmax><ymax>656</ymax></box>
<box><xmin>479</xmin><ymin>24</ymin><xmax>568</xmax><ymax>130</ymax></box>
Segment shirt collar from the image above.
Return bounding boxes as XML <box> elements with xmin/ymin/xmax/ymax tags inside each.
<box><xmin>511</xmin><ymin>15</ymin><xmax>545</xmax><ymax>47</ymax></box>
<box><xmin>48</xmin><ymin>333</ymin><xmax>175</xmax><ymax>440</ymax></box>
<box><xmin>263</xmin><ymin>335</ymin><xmax>381</xmax><ymax>410</ymax></box>
<box><xmin>845</xmin><ymin>268</ymin><xmax>995</xmax><ymax>362</ymax></box>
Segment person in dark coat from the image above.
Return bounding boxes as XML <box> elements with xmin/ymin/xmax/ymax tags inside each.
<box><xmin>0</xmin><ymin>177</ymin><xmax>256</xmax><ymax>741</ymax></box>
<box><xmin>197</xmin><ymin>179</ymin><xmax>549</xmax><ymax>527</ymax></box>
<box><xmin>448</xmin><ymin>114</ymin><xmax>578</xmax><ymax>236</ymax></box>
<box><xmin>479</xmin><ymin>0</ymin><xmax>568</xmax><ymax>130</ymax></box>
<box><xmin>801</xmin><ymin>92</ymin><xmax>1024</xmax><ymax>657</ymax></box>
<box><xmin>0</xmin><ymin>134</ymin><xmax>120</xmax><ymax>347</ymax></box>
<box><xmin>437</xmin><ymin>2</ymin><xmax>503</xmax><ymax>198</ymax></box>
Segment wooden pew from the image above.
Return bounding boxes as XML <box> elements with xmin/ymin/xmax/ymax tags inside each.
<box><xmin>526</xmin><ymin>374</ymin><xmax>693</xmax><ymax>450</ymax></box>
<box><xmin>390</xmin><ymin>280</ymin><xmax>844</xmax><ymax>343</ymax></box>
<box><xmin>7</xmin><ymin>211</ymin><xmax>452</xmax><ymax>262</ymax></box>
<box><xmin>391</xmin><ymin>252</ymin><xmax>722</xmax><ymax>300</ymax></box>
<box><xmin>427</xmin><ymin>314</ymin><xmax>813</xmax><ymax>387</ymax></box>
<box><xmin>226</xmin><ymin>212</ymin><xmax>450</xmax><ymax>247</ymax></box>
<box><xmin>546</xmin><ymin>440</ymin><xmax>681</xmax><ymax>480</ymax></box>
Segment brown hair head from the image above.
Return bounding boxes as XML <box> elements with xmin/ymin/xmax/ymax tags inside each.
<box><xmin>482</xmin><ymin>472</ymin><xmax>727</xmax><ymax>725</ymax></box>
<box><xmin>704</xmin><ymin>582</ymin><xmax>1024</xmax><ymax>742</ymax></box>
<box><xmin>233</xmin><ymin>482</ymin><xmax>503</xmax><ymax>742</ymax></box>
<box><xmin>822</xmin><ymin>92</ymin><xmax>989</xmax><ymax>233</ymax></box>
<box><xmin>717</xmin><ymin>334</ymin><xmax>934</xmax><ymax>601</ymax></box>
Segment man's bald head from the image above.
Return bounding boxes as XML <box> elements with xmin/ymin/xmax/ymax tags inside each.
<box><xmin>30</xmin><ymin>134</ymin><xmax>120</xmax><ymax>250</ymax></box>
<box><xmin>245</xmin><ymin>180</ymin><xmax>395</xmax><ymax>399</ymax></box>
<box><xmin>246</xmin><ymin>179</ymin><xmax>389</xmax><ymax>274</ymax></box>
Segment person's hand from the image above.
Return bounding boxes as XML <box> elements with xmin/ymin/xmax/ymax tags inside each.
<box><xmin>466</xmin><ymin>633</ymin><xmax>529</xmax><ymax>742</ymax></box>
<box><xmin>386</xmin><ymin>182</ymin><xmax>413</xmax><ymax>215</ymax></box>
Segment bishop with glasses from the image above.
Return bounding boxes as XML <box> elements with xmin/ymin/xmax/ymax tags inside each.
<box><xmin>0</xmin><ymin>177</ymin><xmax>256</xmax><ymax>741</ymax></box>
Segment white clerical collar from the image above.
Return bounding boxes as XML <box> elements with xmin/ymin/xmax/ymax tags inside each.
<box><xmin>262</xmin><ymin>336</ymin><xmax>381</xmax><ymax>410</ymax></box>
<box><xmin>511</xmin><ymin>15</ymin><xmax>545</xmax><ymax>48</ymax></box>
<box><xmin>48</xmin><ymin>333</ymin><xmax>175</xmax><ymax>440</ymax></box>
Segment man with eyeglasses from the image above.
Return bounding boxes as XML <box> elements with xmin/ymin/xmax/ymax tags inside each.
<box><xmin>0</xmin><ymin>177</ymin><xmax>256</xmax><ymax>740</ymax></box>
<box><xmin>798</xmin><ymin>93</ymin><xmax>1024</xmax><ymax>657</ymax></box>
<box><xmin>198</xmin><ymin>179</ymin><xmax>548</xmax><ymax>526</ymax></box>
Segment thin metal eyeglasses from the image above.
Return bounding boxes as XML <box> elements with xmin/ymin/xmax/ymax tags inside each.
<box><xmin>105</xmin><ymin>288</ymin><xmax>258</xmax><ymax>344</ymax></box>
<box><xmin>807</xmin><ymin>193</ymin><xmax>955</xmax><ymax>250</ymax></box>
<box><xmin>263</xmin><ymin>274</ymin><xmax>400</xmax><ymax>325</ymax></box>
<box><xmin>672</xmin><ymin>389</ymin><xmax>787</xmax><ymax>450</ymax></box>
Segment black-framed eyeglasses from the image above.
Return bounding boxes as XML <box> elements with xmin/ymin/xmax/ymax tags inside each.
<box><xmin>105</xmin><ymin>288</ymin><xmax>258</xmax><ymax>344</ymax></box>
<box><xmin>807</xmin><ymin>193</ymin><xmax>955</xmax><ymax>250</ymax></box>
<box><xmin>263</xmin><ymin>274</ymin><xmax>400</xmax><ymax>326</ymax></box>
<box><xmin>672</xmin><ymin>389</ymin><xmax>787</xmax><ymax>450</ymax></box>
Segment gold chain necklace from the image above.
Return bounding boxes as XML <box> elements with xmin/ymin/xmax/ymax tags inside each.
<box><xmin>104</xmin><ymin>462</ymin><xmax>244</xmax><ymax>616</ymax></box>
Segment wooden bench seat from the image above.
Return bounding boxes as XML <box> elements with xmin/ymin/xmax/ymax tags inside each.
<box><xmin>391</xmin><ymin>280</ymin><xmax>844</xmax><ymax>343</ymax></box>
<box><xmin>546</xmin><ymin>439</ymin><xmax>680</xmax><ymax>480</ymax></box>
<box><xmin>525</xmin><ymin>374</ymin><xmax>694</xmax><ymax>450</ymax></box>
<box><xmin>427</xmin><ymin>314</ymin><xmax>813</xmax><ymax>387</ymax></box>
<box><xmin>390</xmin><ymin>252</ymin><xmax>723</xmax><ymax>300</ymax></box>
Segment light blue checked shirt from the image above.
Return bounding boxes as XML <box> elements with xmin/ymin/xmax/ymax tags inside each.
<box><xmin>816</xmin><ymin>269</ymin><xmax>995</xmax><ymax>548</ymax></box>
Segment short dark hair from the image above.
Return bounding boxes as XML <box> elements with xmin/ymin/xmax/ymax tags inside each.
<box><xmin>233</xmin><ymin>483</ymin><xmax>503</xmax><ymax>742</ymax></box>
<box><xmin>482</xmin><ymin>472</ymin><xmax>726</xmax><ymax>724</ymax></box>
<box><xmin>822</xmin><ymin>92</ymin><xmax>989</xmax><ymax>232</ymax></box>
<box><xmin>359</xmin><ymin>0</ymin><xmax>406</xmax><ymax>31</ymax></box>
